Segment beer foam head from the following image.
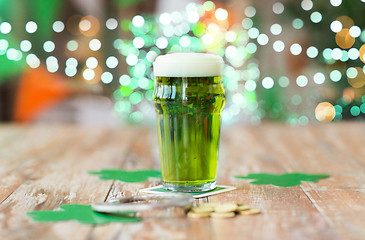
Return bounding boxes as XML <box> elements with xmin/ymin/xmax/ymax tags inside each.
<box><xmin>153</xmin><ymin>53</ymin><xmax>224</xmax><ymax>77</ymax></box>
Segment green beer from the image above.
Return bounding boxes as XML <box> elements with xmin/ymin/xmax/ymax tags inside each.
<box><xmin>153</xmin><ymin>53</ymin><xmax>225</xmax><ymax>192</ymax></box>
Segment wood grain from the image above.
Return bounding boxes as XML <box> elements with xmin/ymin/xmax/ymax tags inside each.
<box><xmin>0</xmin><ymin>123</ymin><xmax>364</xmax><ymax>240</ymax></box>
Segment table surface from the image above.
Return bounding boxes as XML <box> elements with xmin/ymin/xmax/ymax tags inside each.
<box><xmin>1</xmin><ymin>122</ymin><xmax>365</xmax><ymax>240</ymax></box>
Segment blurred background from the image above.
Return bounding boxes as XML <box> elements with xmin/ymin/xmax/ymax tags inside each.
<box><xmin>0</xmin><ymin>0</ymin><xmax>364</xmax><ymax>126</ymax></box>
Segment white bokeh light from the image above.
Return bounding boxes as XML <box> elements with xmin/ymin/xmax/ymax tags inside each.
<box><xmin>146</xmin><ymin>51</ymin><xmax>158</xmax><ymax>62</ymax></box>
<box><xmin>65</xmin><ymin>67</ymin><xmax>77</xmax><ymax>77</ymax></box>
<box><xmin>272</xmin><ymin>2</ymin><xmax>284</xmax><ymax>14</ymax></box>
<box><xmin>188</xmin><ymin>12</ymin><xmax>199</xmax><ymax>23</ymax></box>
<box><xmin>310</xmin><ymin>12</ymin><xmax>322</xmax><ymax>23</ymax></box>
<box><xmin>248</xmin><ymin>27</ymin><xmax>259</xmax><ymax>39</ymax></box>
<box><xmin>52</xmin><ymin>21</ymin><xmax>65</xmax><ymax>33</ymax></box>
<box><xmin>160</xmin><ymin>13</ymin><xmax>171</xmax><ymax>25</ymax></box>
<box><xmin>273</xmin><ymin>40</ymin><xmax>285</xmax><ymax>52</ymax></box>
<box><xmin>26</xmin><ymin>54</ymin><xmax>40</xmax><ymax>68</ymax></box>
<box><xmin>126</xmin><ymin>54</ymin><xmax>138</xmax><ymax>66</ymax></box>
<box><xmin>43</xmin><ymin>41</ymin><xmax>55</xmax><ymax>53</ymax></box>
<box><xmin>225</xmin><ymin>31</ymin><xmax>237</xmax><ymax>42</ymax></box>
<box><xmin>89</xmin><ymin>39</ymin><xmax>101</xmax><ymax>51</ymax></box>
<box><xmin>330</xmin><ymin>70</ymin><xmax>342</xmax><ymax>82</ymax></box>
<box><xmin>119</xmin><ymin>75</ymin><xmax>131</xmax><ymax>86</ymax></box>
<box><xmin>225</xmin><ymin>45</ymin><xmax>237</xmax><ymax>58</ymax></box>
<box><xmin>101</xmin><ymin>72</ymin><xmax>113</xmax><ymax>84</ymax></box>
<box><xmin>6</xmin><ymin>48</ymin><xmax>22</xmax><ymax>61</ymax></box>
<box><xmin>0</xmin><ymin>22</ymin><xmax>11</xmax><ymax>34</ymax></box>
<box><xmin>296</xmin><ymin>75</ymin><xmax>308</xmax><ymax>87</ymax></box>
<box><xmin>257</xmin><ymin>34</ymin><xmax>269</xmax><ymax>45</ymax></box>
<box><xmin>106</xmin><ymin>18</ymin><xmax>118</xmax><ymax>30</ymax></box>
<box><xmin>86</xmin><ymin>57</ymin><xmax>98</xmax><ymax>69</ymax></box>
<box><xmin>67</xmin><ymin>40</ymin><xmax>78</xmax><ymax>51</ymax></box>
<box><xmin>262</xmin><ymin>77</ymin><xmax>274</xmax><ymax>89</ymax></box>
<box><xmin>313</xmin><ymin>72</ymin><xmax>325</xmax><ymax>84</ymax></box>
<box><xmin>156</xmin><ymin>37</ymin><xmax>168</xmax><ymax>49</ymax></box>
<box><xmin>270</xmin><ymin>24</ymin><xmax>282</xmax><ymax>35</ymax></box>
<box><xmin>106</xmin><ymin>56</ymin><xmax>118</xmax><ymax>69</ymax></box>
<box><xmin>179</xmin><ymin>36</ymin><xmax>191</xmax><ymax>47</ymax></box>
<box><xmin>306</xmin><ymin>46</ymin><xmax>318</xmax><ymax>58</ymax></box>
<box><xmin>301</xmin><ymin>0</ymin><xmax>313</xmax><ymax>11</ymax></box>
<box><xmin>290</xmin><ymin>43</ymin><xmax>302</xmax><ymax>55</ymax></box>
<box><xmin>330</xmin><ymin>20</ymin><xmax>342</xmax><ymax>33</ymax></box>
<box><xmin>46</xmin><ymin>56</ymin><xmax>59</xmax><ymax>73</ymax></box>
<box><xmin>331</xmin><ymin>48</ymin><xmax>343</xmax><ymax>60</ymax></box>
<box><xmin>215</xmin><ymin>8</ymin><xmax>228</xmax><ymax>21</ymax></box>
<box><xmin>132</xmin><ymin>15</ymin><xmax>144</xmax><ymax>27</ymax></box>
<box><xmin>245</xmin><ymin>80</ymin><xmax>257</xmax><ymax>91</ymax></box>
<box><xmin>349</xmin><ymin>26</ymin><xmax>361</xmax><ymax>38</ymax></box>
<box><xmin>25</xmin><ymin>21</ymin><xmax>37</xmax><ymax>33</ymax></box>
<box><xmin>83</xmin><ymin>69</ymin><xmax>95</xmax><ymax>81</ymax></box>
<box><xmin>330</xmin><ymin>0</ymin><xmax>342</xmax><ymax>7</ymax></box>
<box><xmin>133</xmin><ymin>37</ymin><xmax>145</xmax><ymax>49</ymax></box>
<box><xmin>20</xmin><ymin>40</ymin><xmax>32</xmax><ymax>52</ymax></box>
<box><xmin>66</xmin><ymin>57</ymin><xmax>78</xmax><ymax>68</ymax></box>
<box><xmin>244</xmin><ymin>6</ymin><xmax>256</xmax><ymax>18</ymax></box>
<box><xmin>348</xmin><ymin>48</ymin><xmax>359</xmax><ymax>60</ymax></box>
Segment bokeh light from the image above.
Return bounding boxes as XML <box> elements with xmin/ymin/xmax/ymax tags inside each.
<box><xmin>20</xmin><ymin>40</ymin><xmax>32</xmax><ymax>52</ymax></box>
<box><xmin>67</xmin><ymin>40</ymin><xmax>78</xmax><ymax>51</ymax></box>
<box><xmin>315</xmin><ymin>102</ymin><xmax>335</xmax><ymax>122</ymax></box>
<box><xmin>290</xmin><ymin>43</ymin><xmax>302</xmax><ymax>55</ymax></box>
<box><xmin>272</xmin><ymin>2</ymin><xmax>284</xmax><ymax>15</ymax></box>
<box><xmin>89</xmin><ymin>39</ymin><xmax>101</xmax><ymax>51</ymax></box>
<box><xmin>86</xmin><ymin>57</ymin><xmax>98</xmax><ymax>69</ymax></box>
<box><xmin>0</xmin><ymin>22</ymin><xmax>11</xmax><ymax>34</ymax></box>
<box><xmin>25</xmin><ymin>21</ymin><xmax>37</xmax><ymax>33</ymax></box>
<box><xmin>53</xmin><ymin>21</ymin><xmax>65</xmax><ymax>33</ymax></box>
<box><xmin>296</xmin><ymin>75</ymin><xmax>308</xmax><ymax>87</ymax></box>
<box><xmin>101</xmin><ymin>72</ymin><xmax>113</xmax><ymax>84</ymax></box>
<box><xmin>215</xmin><ymin>8</ymin><xmax>228</xmax><ymax>21</ymax></box>
<box><xmin>301</xmin><ymin>0</ymin><xmax>313</xmax><ymax>11</ymax></box>
<box><xmin>310</xmin><ymin>12</ymin><xmax>322</xmax><ymax>24</ymax></box>
<box><xmin>43</xmin><ymin>41</ymin><xmax>55</xmax><ymax>53</ymax></box>
<box><xmin>313</xmin><ymin>72</ymin><xmax>325</xmax><ymax>84</ymax></box>
<box><xmin>106</xmin><ymin>18</ymin><xmax>118</xmax><ymax>30</ymax></box>
<box><xmin>335</xmin><ymin>29</ymin><xmax>355</xmax><ymax>49</ymax></box>
<box><xmin>132</xmin><ymin>15</ymin><xmax>144</xmax><ymax>27</ymax></box>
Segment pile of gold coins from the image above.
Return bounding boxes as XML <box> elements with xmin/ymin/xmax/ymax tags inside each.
<box><xmin>187</xmin><ymin>202</ymin><xmax>260</xmax><ymax>219</ymax></box>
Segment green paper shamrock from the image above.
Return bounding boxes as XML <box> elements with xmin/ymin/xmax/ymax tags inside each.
<box><xmin>27</xmin><ymin>204</ymin><xmax>141</xmax><ymax>225</ymax></box>
<box><xmin>235</xmin><ymin>173</ymin><xmax>329</xmax><ymax>187</ymax></box>
<box><xmin>88</xmin><ymin>169</ymin><xmax>161</xmax><ymax>182</ymax></box>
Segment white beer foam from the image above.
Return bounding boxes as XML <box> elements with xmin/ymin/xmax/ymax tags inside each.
<box><xmin>153</xmin><ymin>53</ymin><xmax>224</xmax><ymax>77</ymax></box>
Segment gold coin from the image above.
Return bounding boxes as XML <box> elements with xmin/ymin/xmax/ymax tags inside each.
<box><xmin>239</xmin><ymin>209</ymin><xmax>260</xmax><ymax>215</ymax></box>
<box><xmin>187</xmin><ymin>211</ymin><xmax>211</xmax><ymax>218</ymax></box>
<box><xmin>237</xmin><ymin>205</ymin><xmax>250</xmax><ymax>211</ymax></box>
<box><xmin>211</xmin><ymin>212</ymin><xmax>235</xmax><ymax>219</ymax></box>
<box><xmin>199</xmin><ymin>203</ymin><xmax>218</xmax><ymax>209</ymax></box>
<box><xmin>214</xmin><ymin>203</ymin><xmax>238</xmax><ymax>213</ymax></box>
<box><xmin>191</xmin><ymin>206</ymin><xmax>215</xmax><ymax>213</ymax></box>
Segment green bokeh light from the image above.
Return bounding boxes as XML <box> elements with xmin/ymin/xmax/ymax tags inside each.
<box><xmin>350</xmin><ymin>106</ymin><xmax>360</xmax><ymax>116</ymax></box>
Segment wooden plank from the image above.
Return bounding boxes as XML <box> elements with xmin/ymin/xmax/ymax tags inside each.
<box><xmin>0</xmin><ymin>125</ymin><xmax>137</xmax><ymax>240</ymax></box>
<box><xmin>0</xmin><ymin>125</ymin><xmax>90</xmax><ymax>204</ymax></box>
<box><xmin>207</xmin><ymin>124</ymin><xmax>341</xmax><ymax>240</ymax></box>
<box><xmin>250</xmin><ymin>123</ymin><xmax>365</xmax><ymax>240</ymax></box>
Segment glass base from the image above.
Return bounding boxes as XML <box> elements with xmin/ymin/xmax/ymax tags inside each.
<box><xmin>162</xmin><ymin>181</ymin><xmax>216</xmax><ymax>192</ymax></box>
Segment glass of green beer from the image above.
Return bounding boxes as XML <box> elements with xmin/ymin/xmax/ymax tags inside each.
<box><xmin>153</xmin><ymin>53</ymin><xmax>225</xmax><ymax>192</ymax></box>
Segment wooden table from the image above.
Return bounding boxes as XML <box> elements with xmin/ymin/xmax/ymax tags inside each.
<box><xmin>1</xmin><ymin>123</ymin><xmax>365</xmax><ymax>240</ymax></box>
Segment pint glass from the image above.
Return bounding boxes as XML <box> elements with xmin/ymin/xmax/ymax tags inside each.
<box><xmin>153</xmin><ymin>53</ymin><xmax>225</xmax><ymax>192</ymax></box>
